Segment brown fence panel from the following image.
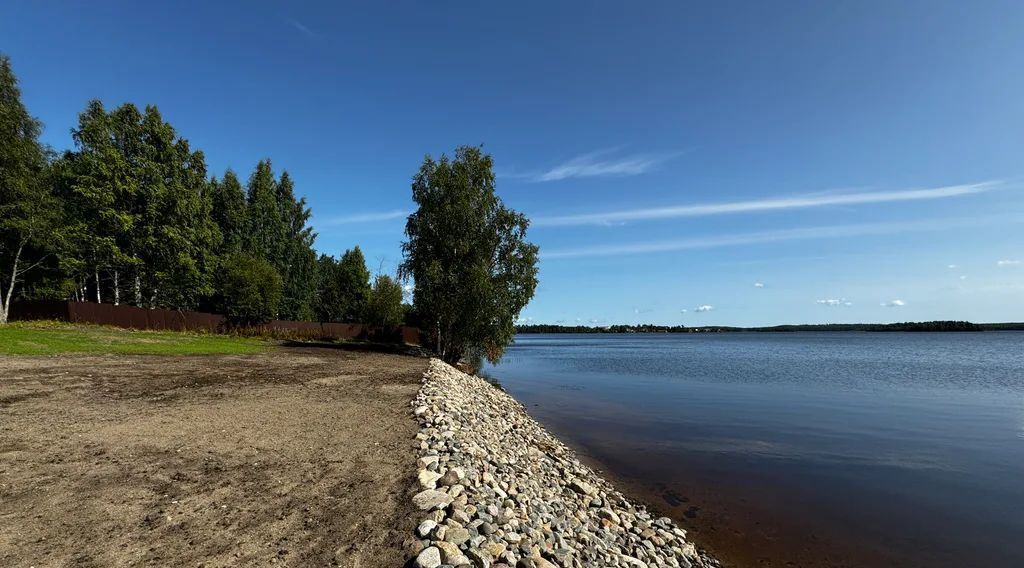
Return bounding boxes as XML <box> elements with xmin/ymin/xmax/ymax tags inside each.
<box><xmin>9</xmin><ymin>300</ymin><xmax>71</xmax><ymax>321</ymax></box>
<box><xmin>125</xmin><ymin>305</ymin><xmax>150</xmax><ymax>329</ymax></box>
<box><xmin>401</xmin><ymin>326</ymin><xmax>424</xmax><ymax>345</ymax></box>
<box><xmin>321</xmin><ymin>323</ymin><xmax>364</xmax><ymax>340</ymax></box>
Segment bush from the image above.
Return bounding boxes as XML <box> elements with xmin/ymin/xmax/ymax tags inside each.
<box><xmin>220</xmin><ymin>254</ymin><xmax>282</xmax><ymax>326</ymax></box>
<box><xmin>365</xmin><ymin>274</ymin><xmax>404</xmax><ymax>328</ymax></box>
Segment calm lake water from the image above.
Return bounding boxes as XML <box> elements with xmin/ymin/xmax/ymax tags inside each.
<box><xmin>483</xmin><ymin>332</ymin><xmax>1024</xmax><ymax>568</ymax></box>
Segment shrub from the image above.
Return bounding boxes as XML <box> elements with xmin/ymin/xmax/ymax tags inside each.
<box><xmin>365</xmin><ymin>274</ymin><xmax>404</xmax><ymax>328</ymax></box>
<box><xmin>220</xmin><ymin>254</ymin><xmax>282</xmax><ymax>326</ymax></box>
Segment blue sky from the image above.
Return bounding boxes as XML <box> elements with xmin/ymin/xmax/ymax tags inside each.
<box><xmin>4</xmin><ymin>1</ymin><xmax>1023</xmax><ymax>326</ymax></box>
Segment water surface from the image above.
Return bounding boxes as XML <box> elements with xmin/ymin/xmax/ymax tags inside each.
<box><xmin>484</xmin><ymin>332</ymin><xmax>1024</xmax><ymax>568</ymax></box>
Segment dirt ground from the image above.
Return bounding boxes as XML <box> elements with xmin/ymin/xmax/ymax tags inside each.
<box><xmin>0</xmin><ymin>344</ymin><xmax>427</xmax><ymax>567</ymax></box>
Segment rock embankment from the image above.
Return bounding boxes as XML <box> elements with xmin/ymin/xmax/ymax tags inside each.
<box><xmin>408</xmin><ymin>358</ymin><xmax>719</xmax><ymax>568</ymax></box>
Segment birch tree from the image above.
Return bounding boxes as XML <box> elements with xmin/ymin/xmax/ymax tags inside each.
<box><xmin>400</xmin><ymin>146</ymin><xmax>539</xmax><ymax>364</ymax></box>
<box><xmin>0</xmin><ymin>55</ymin><xmax>55</xmax><ymax>324</ymax></box>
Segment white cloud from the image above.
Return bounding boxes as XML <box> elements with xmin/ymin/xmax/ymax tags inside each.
<box><xmin>318</xmin><ymin>210</ymin><xmax>409</xmax><ymax>226</ymax></box>
<box><xmin>541</xmin><ymin>213</ymin><xmax>1021</xmax><ymax>259</ymax></box>
<box><xmin>287</xmin><ymin>18</ymin><xmax>322</xmax><ymax>39</ymax></box>
<box><xmin>947</xmin><ymin>264</ymin><xmax>958</xmax><ymax>269</ymax></box>
<box><xmin>817</xmin><ymin>298</ymin><xmax>852</xmax><ymax>307</ymax></box>
<box><xmin>680</xmin><ymin>309</ymin><xmax>688</xmax><ymax>313</ymax></box>
<box><xmin>881</xmin><ymin>299</ymin><xmax>906</xmax><ymax>307</ymax></box>
<box><xmin>997</xmin><ymin>259</ymin><xmax>1021</xmax><ymax>266</ymax></box>
<box><xmin>533</xmin><ymin>181</ymin><xmax>1000</xmax><ymax>227</ymax></box>
<box><xmin>531</xmin><ymin>150</ymin><xmax>678</xmax><ymax>182</ymax></box>
<box><xmin>694</xmin><ymin>305</ymin><xmax>714</xmax><ymax>312</ymax></box>
<box><xmin>754</xmin><ymin>282</ymin><xmax>765</xmax><ymax>288</ymax></box>
<box><xmin>960</xmin><ymin>275</ymin><xmax>968</xmax><ymax>280</ymax></box>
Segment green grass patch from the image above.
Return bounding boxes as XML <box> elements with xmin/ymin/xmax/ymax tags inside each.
<box><xmin>0</xmin><ymin>321</ymin><xmax>269</xmax><ymax>356</ymax></box>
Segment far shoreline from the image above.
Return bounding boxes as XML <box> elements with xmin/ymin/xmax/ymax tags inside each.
<box><xmin>516</xmin><ymin>320</ymin><xmax>1024</xmax><ymax>334</ymax></box>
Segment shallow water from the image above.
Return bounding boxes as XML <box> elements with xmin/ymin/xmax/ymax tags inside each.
<box><xmin>484</xmin><ymin>332</ymin><xmax>1024</xmax><ymax>568</ymax></box>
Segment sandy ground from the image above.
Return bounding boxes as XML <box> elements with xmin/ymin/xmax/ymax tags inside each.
<box><xmin>0</xmin><ymin>344</ymin><xmax>426</xmax><ymax>567</ymax></box>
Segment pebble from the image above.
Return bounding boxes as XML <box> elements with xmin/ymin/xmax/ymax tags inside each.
<box><xmin>407</xmin><ymin>358</ymin><xmax>717</xmax><ymax>568</ymax></box>
<box><xmin>415</xmin><ymin>545</ymin><xmax>442</xmax><ymax>568</ymax></box>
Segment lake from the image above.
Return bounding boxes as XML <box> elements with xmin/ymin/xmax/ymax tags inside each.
<box><xmin>483</xmin><ymin>332</ymin><xmax>1024</xmax><ymax>568</ymax></box>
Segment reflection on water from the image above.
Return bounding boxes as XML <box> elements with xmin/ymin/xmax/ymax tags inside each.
<box><xmin>485</xmin><ymin>332</ymin><xmax>1024</xmax><ymax>568</ymax></box>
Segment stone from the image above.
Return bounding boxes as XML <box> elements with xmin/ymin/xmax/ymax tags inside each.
<box><xmin>415</xmin><ymin>546</ymin><xmax>442</xmax><ymax>568</ymax></box>
<box><xmin>408</xmin><ymin>359</ymin><xmax>717</xmax><ymax>568</ymax></box>
<box><xmin>620</xmin><ymin>555</ymin><xmax>649</xmax><ymax>568</ymax></box>
<box><xmin>466</xmin><ymin>547</ymin><xmax>492</xmax><ymax>568</ymax></box>
<box><xmin>435</xmin><ymin>540</ymin><xmax>462</xmax><ymax>563</ymax></box>
<box><xmin>444</xmin><ymin>526</ymin><xmax>471</xmax><ymax>546</ymax></box>
<box><xmin>439</xmin><ymin>467</ymin><xmax>466</xmax><ymax>486</ymax></box>
<box><xmin>413</xmin><ymin>489</ymin><xmax>452</xmax><ymax>511</ymax></box>
<box><xmin>419</xmin><ymin>469</ymin><xmax>443</xmax><ymax>489</ymax></box>
<box><xmin>568</xmin><ymin>480</ymin><xmax>596</xmax><ymax>496</ymax></box>
<box><xmin>516</xmin><ymin>557</ymin><xmax>557</xmax><ymax>568</ymax></box>
<box><xmin>417</xmin><ymin>519</ymin><xmax>438</xmax><ymax>538</ymax></box>
<box><xmin>598</xmin><ymin>508</ymin><xmax>621</xmax><ymax>525</ymax></box>
<box><xmin>483</xmin><ymin>541</ymin><xmax>506</xmax><ymax>558</ymax></box>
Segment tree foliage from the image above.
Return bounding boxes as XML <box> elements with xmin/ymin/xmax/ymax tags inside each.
<box><xmin>2</xmin><ymin>54</ymin><xmax>539</xmax><ymax>349</ymax></box>
<box><xmin>0</xmin><ymin>53</ymin><xmax>331</xmax><ymax>323</ymax></box>
<box><xmin>365</xmin><ymin>274</ymin><xmax>405</xmax><ymax>328</ymax></box>
<box><xmin>220</xmin><ymin>254</ymin><xmax>282</xmax><ymax>326</ymax></box>
<box><xmin>0</xmin><ymin>54</ymin><xmax>58</xmax><ymax>324</ymax></box>
<box><xmin>53</xmin><ymin>100</ymin><xmax>221</xmax><ymax>309</ymax></box>
<box><xmin>211</xmin><ymin>170</ymin><xmax>247</xmax><ymax>256</ymax></box>
<box><xmin>313</xmin><ymin>247</ymin><xmax>371</xmax><ymax>323</ymax></box>
<box><xmin>400</xmin><ymin>145</ymin><xmax>538</xmax><ymax>364</ymax></box>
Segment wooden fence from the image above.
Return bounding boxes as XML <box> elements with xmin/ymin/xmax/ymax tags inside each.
<box><xmin>9</xmin><ymin>300</ymin><xmax>423</xmax><ymax>345</ymax></box>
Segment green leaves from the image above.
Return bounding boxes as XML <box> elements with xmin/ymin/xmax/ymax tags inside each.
<box><xmin>0</xmin><ymin>54</ymin><xmax>57</xmax><ymax>322</ymax></box>
<box><xmin>400</xmin><ymin>145</ymin><xmax>539</xmax><ymax>364</ymax></box>
<box><xmin>313</xmin><ymin>247</ymin><xmax>372</xmax><ymax>324</ymax></box>
<box><xmin>211</xmin><ymin>170</ymin><xmax>247</xmax><ymax>255</ymax></box>
<box><xmin>365</xmin><ymin>274</ymin><xmax>405</xmax><ymax>328</ymax></box>
<box><xmin>220</xmin><ymin>253</ymin><xmax>283</xmax><ymax>326</ymax></box>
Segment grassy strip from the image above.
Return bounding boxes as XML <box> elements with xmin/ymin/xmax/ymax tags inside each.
<box><xmin>0</xmin><ymin>321</ymin><xmax>269</xmax><ymax>356</ymax></box>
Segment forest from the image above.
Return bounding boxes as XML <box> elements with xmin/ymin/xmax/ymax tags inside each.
<box><xmin>514</xmin><ymin>321</ymin><xmax>1023</xmax><ymax>333</ymax></box>
<box><xmin>1</xmin><ymin>54</ymin><xmax>403</xmax><ymax>327</ymax></box>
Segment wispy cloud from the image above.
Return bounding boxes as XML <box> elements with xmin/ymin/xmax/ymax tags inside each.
<box><xmin>881</xmin><ymin>299</ymin><xmax>906</xmax><ymax>307</ymax></box>
<box><xmin>997</xmin><ymin>259</ymin><xmax>1021</xmax><ymax>266</ymax></box>
<box><xmin>694</xmin><ymin>305</ymin><xmax>714</xmax><ymax>312</ymax></box>
<box><xmin>288</xmin><ymin>18</ymin><xmax>322</xmax><ymax>40</ymax></box>
<box><xmin>541</xmin><ymin>213</ymin><xmax>1022</xmax><ymax>259</ymax></box>
<box><xmin>818</xmin><ymin>298</ymin><xmax>852</xmax><ymax>307</ymax></box>
<box><xmin>754</xmin><ymin>282</ymin><xmax>765</xmax><ymax>288</ymax></box>
<box><xmin>318</xmin><ymin>210</ymin><xmax>409</xmax><ymax>226</ymax></box>
<box><xmin>533</xmin><ymin>181</ymin><xmax>1001</xmax><ymax>227</ymax></box>
<box><xmin>947</xmin><ymin>264</ymin><xmax>959</xmax><ymax>269</ymax></box>
<box><xmin>516</xmin><ymin>149</ymin><xmax>679</xmax><ymax>182</ymax></box>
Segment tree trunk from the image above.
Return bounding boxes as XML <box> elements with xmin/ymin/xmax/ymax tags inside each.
<box><xmin>1</xmin><ymin>241</ymin><xmax>23</xmax><ymax>325</ymax></box>
<box><xmin>113</xmin><ymin>270</ymin><xmax>120</xmax><ymax>305</ymax></box>
<box><xmin>134</xmin><ymin>271</ymin><xmax>142</xmax><ymax>306</ymax></box>
<box><xmin>95</xmin><ymin>269</ymin><xmax>102</xmax><ymax>304</ymax></box>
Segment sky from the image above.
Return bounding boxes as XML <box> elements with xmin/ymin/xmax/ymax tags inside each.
<box><xmin>4</xmin><ymin>1</ymin><xmax>1023</xmax><ymax>326</ymax></box>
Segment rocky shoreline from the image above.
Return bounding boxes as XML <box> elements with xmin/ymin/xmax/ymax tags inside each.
<box><xmin>407</xmin><ymin>358</ymin><xmax>720</xmax><ymax>568</ymax></box>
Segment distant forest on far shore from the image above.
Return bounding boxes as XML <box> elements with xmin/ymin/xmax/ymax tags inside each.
<box><xmin>516</xmin><ymin>321</ymin><xmax>1024</xmax><ymax>334</ymax></box>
